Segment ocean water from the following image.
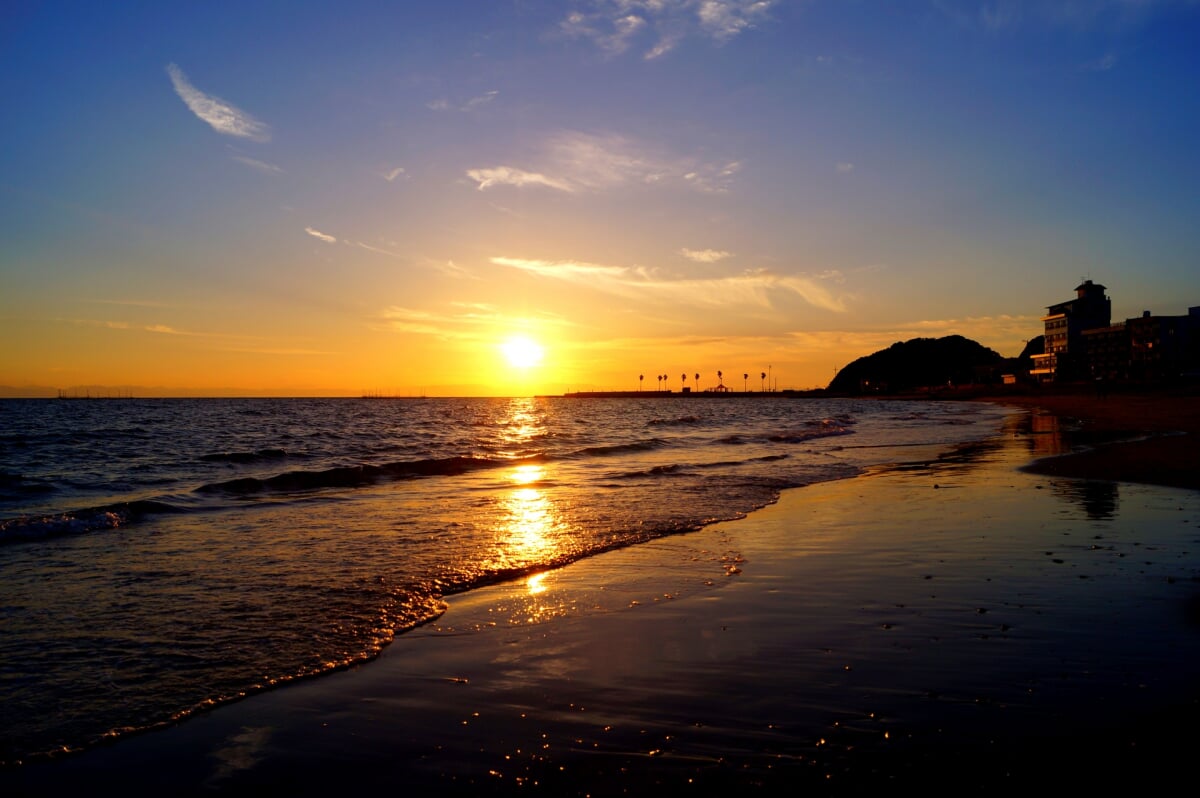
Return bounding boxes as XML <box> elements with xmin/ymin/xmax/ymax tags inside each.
<box><xmin>0</xmin><ymin>396</ymin><xmax>1009</xmax><ymax>764</ymax></box>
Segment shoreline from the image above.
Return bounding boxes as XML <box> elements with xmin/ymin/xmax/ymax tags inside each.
<box><xmin>5</xmin><ymin>397</ymin><xmax>1199</xmax><ymax>794</ymax></box>
<box><xmin>971</xmin><ymin>389</ymin><xmax>1200</xmax><ymax>491</ymax></box>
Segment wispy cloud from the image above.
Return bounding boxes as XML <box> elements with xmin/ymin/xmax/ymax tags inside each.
<box><xmin>785</xmin><ymin>314</ymin><xmax>1040</xmax><ymax>360</ymax></box>
<box><xmin>900</xmin><ymin>313</ymin><xmax>1041</xmax><ymax>343</ymax></box>
<box><xmin>214</xmin><ymin>346</ymin><xmax>339</xmax><ymax>356</ymax></box>
<box><xmin>68</xmin><ymin>317</ymin><xmax>335</xmax><ymax>353</ymax></box>
<box><xmin>697</xmin><ymin>0</ymin><xmax>775</xmax><ymax>40</ymax></box>
<box><xmin>934</xmin><ymin>0</ymin><xmax>1184</xmax><ymax>32</ymax></box>
<box><xmin>85</xmin><ymin>298</ymin><xmax>173</xmax><ymax>308</ymax></box>
<box><xmin>166</xmin><ymin>63</ymin><xmax>270</xmax><ymax>142</ymax></box>
<box><xmin>382</xmin><ymin>166</ymin><xmax>406</xmax><ymax>181</ymax></box>
<box><xmin>680</xmin><ymin>248</ymin><xmax>731</xmax><ymax>262</ymax></box>
<box><xmin>74</xmin><ymin>319</ymin><xmax>199</xmax><ymax>336</ymax></box>
<box><xmin>835</xmin><ymin>162</ymin><xmax>855</xmax><ymax>173</ymax></box>
<box><xmin>550</xmin><ymin>131</ymin><xmax>737</xmax><ymax>191</ymax></box>
<box><xmin>561</xmin><ymin>1</ymin><xmax>776</xmax><ymax>59</ymax></box>
<box><xmin>427</xmin><ymin>90</ymin><xmax>499</xmax><ymax>112</ymax></box>
<box><xmin>231</xmin><ymin>155</ymin><xmax>284</xmax><ymax>175</ymax></box>
<box><xmin>434</xmin><ymin>259</ymin><xmax>476</xmax><ymax>279</ymax></box>
<box><xmin>560</xmin><ymin>9</ymin><xmax>649</xmax><ymax>56</ymax></box>
<box><xmin>350</xmin><ymin>240</ymin><xmax>402</xmax><ymax>257</ymax></box>
<box><xmin>1081</xmin><ymin>52</ymin><xmax>1117</xmax><ymax>71</ymax></box>
<box><xmin>466</xmin><ymin>166</ymin><xmax>574</xmax><ymax>192</ymax></box>
<box><xmin>468</xmin><ymin>131</ymin><xmax>739</xmax><ymax>194</ymax></box>
<box><xmin>375</xmin><ymin>304</ymin><xmax>569</xmax><ymax>339</ymax></box>
<box><xmin>305</xmin><ymin>226</ymin><xmax>337</xmax><ymax>243</ymax></box>
<box><xmin>491</xmin><ymin>256</ymin><xmax>847</xmax><ymax>312</ymax></box>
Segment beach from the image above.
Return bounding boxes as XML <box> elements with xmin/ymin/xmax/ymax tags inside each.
<box><xmin>4</xmin><ymin>393</ymin><xmax>1200</xmax><ymax>795</ymax></box>
<box><xmin>978</xmin><ymin>388</ymin><xmax>1200</xmax><ymax>491</ymax></box>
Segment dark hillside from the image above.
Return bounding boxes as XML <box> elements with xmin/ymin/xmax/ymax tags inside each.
<box><xmin>828</xmin><ymin>335</ymin><xmax>1004</xmax><ymax>394</ymax></box>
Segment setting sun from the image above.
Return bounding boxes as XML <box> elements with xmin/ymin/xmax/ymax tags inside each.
<box><xmin>501</xmin><ymin>337</ymin><xmax>545</xmax><ymax>369</ymax></box>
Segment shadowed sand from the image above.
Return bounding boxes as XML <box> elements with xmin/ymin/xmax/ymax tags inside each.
<box><xmin>979</xmin><ymin>388</ymin><xmax>1200</xmax><ymax>491</ymax></box>
<box><xmin>4</xmin><ymin>398</ymin><xmax>1200</xmax><ymax>795</ymax></box>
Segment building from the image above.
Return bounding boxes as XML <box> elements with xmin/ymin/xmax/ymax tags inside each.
<box><xmin>1029</xmin><ymin>280</ymin><xmax>1111</xmax><ymax>382</ymax></box>
<box><xmin>1128</xmin><ymin>308</ymin><xmax>1199</xmax><ymax>380</ymax></box>
<box><xmin>1031</xmin><ymin>277</ymin><xmax>1200</xmax><ymax>383</ymax></box>
<box><xmin>1081</xmin><ymin>321</ymin><xmax>1129</xmax><ymax>380</ymax></box>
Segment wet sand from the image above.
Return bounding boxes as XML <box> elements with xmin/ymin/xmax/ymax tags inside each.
<box><xmin>979</xmin><ymin>388</ymin><xmax>1200</xmax><ymax>491</ymax></box>
<box><xmin>5</xmin><ymin>402</ymin><xmax>1200</xmax><ymax>795</ymax></box>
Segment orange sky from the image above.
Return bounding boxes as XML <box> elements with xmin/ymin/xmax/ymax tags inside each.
<box><xmin>3</xmin><ymin>2</ymin><xmax>1198</xmax><ymax>397</ymax></box>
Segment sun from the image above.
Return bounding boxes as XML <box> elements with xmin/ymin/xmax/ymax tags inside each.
<box><xmin>501</xmin><ymin>336</ymin><xmax>545</xmax><ymax>369</ymax></box>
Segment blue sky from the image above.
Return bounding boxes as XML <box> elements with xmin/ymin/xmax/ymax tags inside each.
<box><xmin>2</xmin><ymin>1</ymin><xmax>1198</xmax><ymax>395</ymax></box>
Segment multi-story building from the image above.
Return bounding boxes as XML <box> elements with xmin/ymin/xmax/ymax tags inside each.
<box><xmin>1128</xmin><ymin>308</ymin><xmax>1198</xmax><ymax>380</ymax></box>
<box><xmin>1029</xmin><ymin>280</ymin><xmax>1111</xmax><ymax>382</ymax></box>
<box><xmin>1081</xmin><ymin>322</ymin><xmax>1129</xmax><ymax>380</ymax></box>
<box><xmin>1032</xmin><ymin>278</ymin><xmax>1199</xmax><ymax>382</ymax></box>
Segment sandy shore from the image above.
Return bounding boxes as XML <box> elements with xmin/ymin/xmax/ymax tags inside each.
<box><xmin>5</xmin><ymin>398</ymin><xmax>1200</xmax><ymax>795</ymax></box>
<box><xmin>976</xmin><ymin>387</ymin><xmax>1200</xmax><ymax>491</ymax></box>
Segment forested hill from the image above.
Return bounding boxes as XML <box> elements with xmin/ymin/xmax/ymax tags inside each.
<box><xmin>827</xmin><ymin>335</ymin><xmax>1005</xmax><ymax>394</ymax></box>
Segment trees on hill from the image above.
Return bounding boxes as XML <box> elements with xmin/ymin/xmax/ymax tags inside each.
<box><xmin>827</xmin><ymin>335</ymin><xmax>1004</xmax><ymax>394</ymax></box>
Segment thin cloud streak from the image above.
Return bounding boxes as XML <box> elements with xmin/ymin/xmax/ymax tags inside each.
<box><xmin>86</xmin><ymin>298</ymin><xmax>173</xmax><ymax>308</ymax></box>
<box><xmin>69</xmin><ymin>317</ymin><xmax>337</xmax><ymax>353</ymax></box>
<box><xmin>491</xmin><ymin>256</ymin><xmax>847</xmax><ymax>313</ymax></box>
<box><xmin>1081</xmin><ymin>52</ymin><xmax>1117</xmax><ymax>71</ymax></box>
<box><xmin>784</xmin><ymin>315</ymin><xmax>1041</xmax><ymax>356</ymax></box>
<box><xmin>375</xmin><ymin>305</ymin><xmax>569</xmax><ymax>340</ymax></box>
<box><xmin>215</xmin><ymin>346</ymin><xmax>338</xmax><ymax>356</ymax></box>
<box><xmin>680</xmin><ymin>248</ymin><xmax>731</xmax><ymax>262</ymax></box>
<box><xmin>232</xmin><ymin>156</ymin><xmax>284</xmax><ymax>175</ymax></box>
<box><xmin>305</xmin><ymin>227</ymin><xmax>337</xmax><ymax>243</ymax></box>
<box><xmin>351</xmin><ymin>240</ymin><xmax>403</xmax><ymax>258</ymax></box>
<box><xmin>166</xmin><ymin>63</ymin><xmax>270</xmax><ymax>142</ymax></box>
<box><xmin>68</xmin><ymin>319</ymin><xmax>200</xmax><ymax>336</ymax></box>
<box><xmin>466</xmin><ymin>166</ymin><xmax>574</xmax><ymax>192</ymax></box>
<box><xmin>468</xmin><ymin>132</ymin><xmax>740</xmax><ymax>194</ymax></box>
<box><xmin>933</xmin><ymin>0</ymin><xmax>1186</xmax><ymax>32</ymax></box>
<box><xmin>427</xmin><ymin>90</ymin><xmax>499</xmax><ymax>112</ymax></box>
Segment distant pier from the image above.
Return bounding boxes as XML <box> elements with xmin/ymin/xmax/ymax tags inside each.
<box><xmin>542</xmin><ymin>390</ymin><xmax>811</xmax><ymax>399</ymax></box>
<box><xmin>57</xmin><ymin>389</ymin><xmax>134</xmax><ymax>400</ymax></box>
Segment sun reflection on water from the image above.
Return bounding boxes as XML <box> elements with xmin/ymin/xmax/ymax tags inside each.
<box><xmin>474</xmin><ymin>401</ymin><xmax>586</xmax><ymax>624</ymax></box>
<box><xmin>501</xmin><ymin>481</ymin><xmax>560</xmax><ymax>564</ymax></box>
<box><xmin>510</xmin><ymin>463</ymin><xmax>545</xmax><ymax>485</ymax></box>
<box><xmin>497</xmin><ymin>398</ymin><xmax>544</xmax><ymax>455</ymax></box>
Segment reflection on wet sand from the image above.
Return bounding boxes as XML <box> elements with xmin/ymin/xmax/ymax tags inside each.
<box><xmin>1022</xmin><ymin>410</ymin><xmax>1122</xmax><ymax>519</ymax></box>
<box><xmin>492</xmin><ymin>463</ymin><xmax>576</xmax><ymax>624</ymax></box>
<box><xmin>1050</xmin><ymin>479</ymin><xmax>1119</xmax><ymax>519</ymax></box>
<box><xmin>863</xmin><ymin>407</ymin><xmax>1124</xmax><ymax>521</ymax></box>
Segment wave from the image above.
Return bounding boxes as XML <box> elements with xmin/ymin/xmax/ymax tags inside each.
<box><xmin>196</xmin><ymin>454</ymin><xmax>525</xmax><ymax>496</ymax></box>
<box><xmin>199</xmin><ymin>448</ymin><xmax>289</xmax><ymax>464</ymax></box>
<box><xmin>2</xmin><ymin>455</ymin><xmax>540</xmax><ymax>543</ymax></box>
<box><xmin>569</xmin><ymin>439</ymin><xmax>666</xmax><ymax>458</ymax></box>
<box><xmin>769</xmin><ymin>421</ymin><xmax>855</xmax><ymax>443</ymax></box>
<box><xmin>647</xmin><ymin>415</ymin><xmax>700</xmax><ymax>427</ymax></box>
<box><xmin>719</xmin><ymin>424</ymin><xmax>853</xmax><ymax>446</ymax></box>
<box><xmin>0</xmin><ymin>500</ymin><xmax>184</xmax><ymax>545</ymax></box>
<box><xmin>0</xmin><ymin>471</ymin><xmax>57</xmax><ymax>500</ymax></box>
<box><xmin>612</xmin><ymin>463</ymin><xmax>685</xmax><ymax>479</ymax></box>
<box><xmin>613</xmin><ymin>453</ymin><xmax>793</xmax><ymax>480</ymax></box>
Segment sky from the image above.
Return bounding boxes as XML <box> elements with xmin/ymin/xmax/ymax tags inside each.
<box><xmin>2</xmin><ymin>0</ymin><xmax>1198</xmax><ymax>397</ymax></box>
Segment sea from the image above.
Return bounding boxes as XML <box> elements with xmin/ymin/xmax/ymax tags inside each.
<box><xmin>0</xmin><ymin>395</ymin><xmax>1011</xmax><ymax>764</ymax></box>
